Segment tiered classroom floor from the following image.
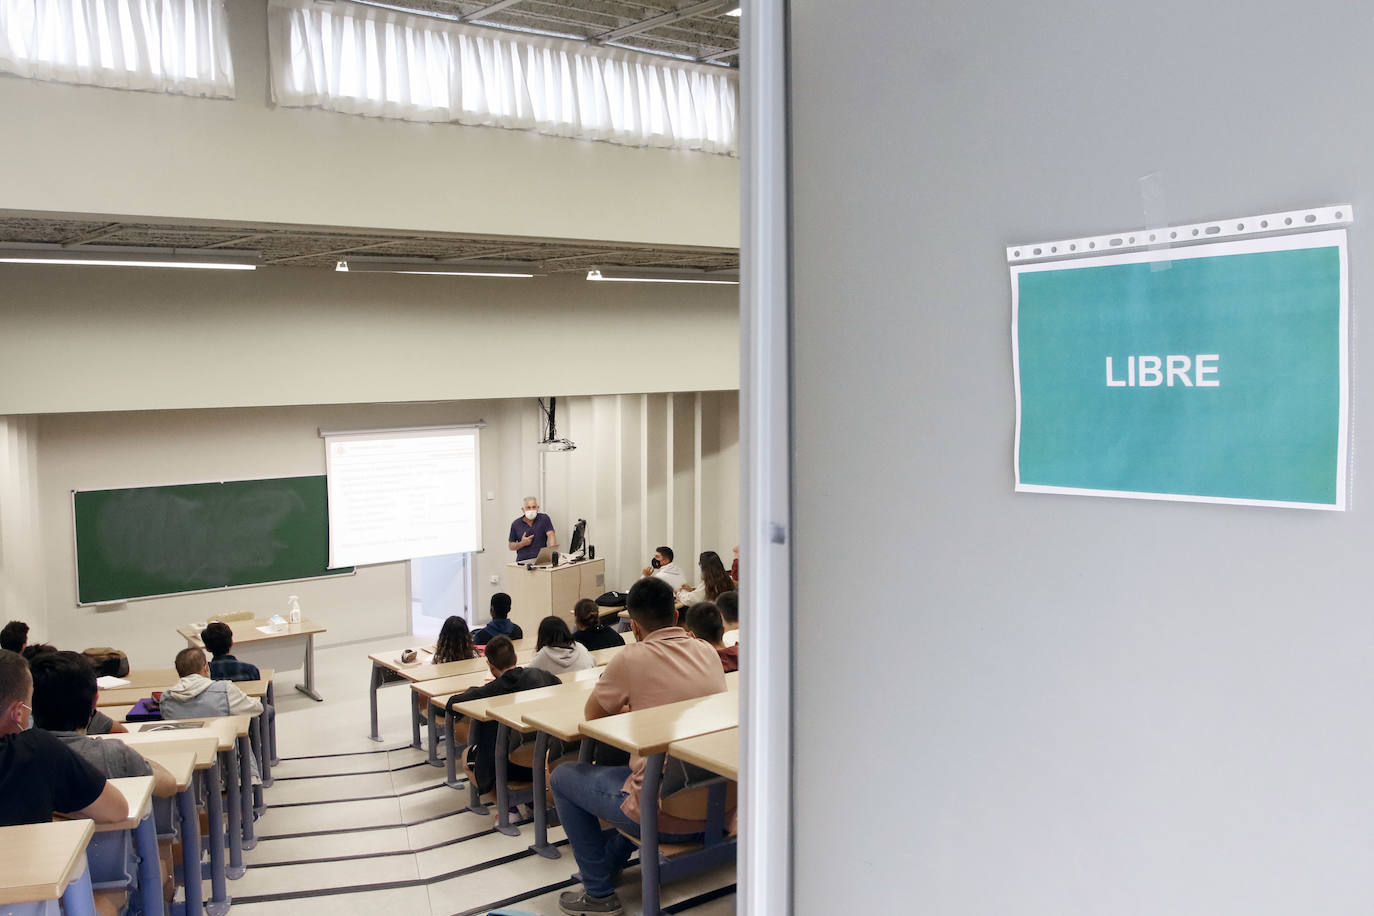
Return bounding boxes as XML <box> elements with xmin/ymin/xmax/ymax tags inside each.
<box><xmin>229</xmin><ymin>636</ymin><xmax>737</xmax><ymax>916</ymax></box>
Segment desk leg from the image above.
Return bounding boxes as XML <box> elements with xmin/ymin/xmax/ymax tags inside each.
<box><xmin>638</xmin><ymin>752</ymin><xmax>666</xmax><ymax>916</ymax></box>
<box><xmin>202</xmin><ymin>761</ymin><xmax>231</xmax><ymax>914</ymax></box>
<box><xmin>267</xmin><ymin>682</ymin><xmax>279</xmax><ymax>766</ymax></box>
<box><xmin>410</xmin><ymin>692</ymin><xmax>423</xmax><ymax>749</ymax></box>
<box><xmin>425</xmin><ymin>702</ymin><xmax>441</xmax><ymax>766</ymax></box>
<box><xmin>368</xmin><ymin>662</ymin><xmax>385</xmax><ymax>742</ymax></box>
<box><xmin>493</xmin><ymin>724</ymin><xmax>519</xmax><ymax>837</ymax></box>
<box><xmin>134</xmin><ymin>814</ymin><xmax>163</xmax><ymax>916</ymax></box>
<box><xmin>445</xmin><ymin>707</ymin><xmax>462</xmax><ymax>789</ymax></box>
<box><xmin>177</xmin><ymin>785</ymin><xmax>203</xmax><ymax>916</ymax></box>
<box><xmin>295</xmin><ymin>633</ymin><xmax>324</xmax><ymax>702</ymax></box>
<box><xmin>223</xmin><ymin>747</ymin><xmax>245</xmax><ymax>880</ymax></box>
<box><xmin>60</xmin><ymin>861</ymin><xmax>98</xmax><ymax>916</ymax></box>
<box><xmin>251</xmin><ymin>714</ymin><xmax>272</xmax><ymax>790</ymax></box>
<box><xmin>238</xmin><ymin>735</ymin><xmax>257</xmax><ymax>849</ymax></box>
<box><xmin>529</xmin><ymin>731</ymin><xmax>560</xmax><ymax>859</ymax></box>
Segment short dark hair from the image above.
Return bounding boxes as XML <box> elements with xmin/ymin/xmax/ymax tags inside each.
<box><xmin>201</xmin><ymin>621</ymin><xmax>234</xmax><ymax>657</ymax></box>
<box><xmin>21</xmin><ymin>643</ymin><xmax>57</xmax><ymax>661</ymax></box>
<box><xmin>0</xmin><ymin>649</ymin><xmax>31</xmax><ymax>712</ymax></box>
<box><xmin>29</xmin><ymin>651</ymin><xmax>97</xmax><ymax>732</ymax></box>
<box><xmin>656</xmin><ymin>546</ymin><xmax>674</xmax><ymax>562</ymax></box>
<box><xmin>175</xmin><ymin>647</ymin><xmax>207</xmax><ymax>677</ymax></box>
<box><xmin>715</xmin><ymin>590</ymin><xmax>739</xmax><ymax>625</ymax></box>
<box><xmin>685</xmin><ymin>602</ymin><xmax>725</xmax><ymax>644</ymax></box>
<box><xmin>0</xmin><ymin>621</ymin><xmax>29</xmax><ymax>653</ymax></box>
<box><xmin>627</xmin><ymin>576</ymin><xmax>677</xmax><ymax>631</ymax></box>
<box><xmin>535</xmin><ymin>616</ymin><xmax>575</xmax><ymax>651</ymax></box>
<box><xmin>485</xmin><ymin>635</ymin><xmax>517</xmax><ymax>671</ymax></box>
<box><xmin>573</xmin><ymin>598</ymin><xmax>600</xmax><ymax>630</ymax></box>
<box><xmin>490</xmin><ymin>592</ymin><xmax>512</xmax><ymax>619</ymax></box>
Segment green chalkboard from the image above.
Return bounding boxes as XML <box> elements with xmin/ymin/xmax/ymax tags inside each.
<box><xmin>73</xmin><ymin>476</ymin><xmax>353</xmax><ymax>604</ymax></box>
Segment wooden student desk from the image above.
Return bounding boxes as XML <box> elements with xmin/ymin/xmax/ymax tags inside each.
<box><xmin>365</xmin><ymin>644</ymin><xmax>437</xmax><ymax>743</ymax></box>
<box><xmin>97</xmin><ymin>670</ymin><xmax>274</xmax><ymax>707</ymax></box>
<box><xmin>0</xmin><ymin>819</ymin><xmax>98</xmax><ymax>916</ymax></box>
<box><xmin>578</xmin><ymin>690</ymin><xmax>740</xmax><ymax>916</ymax></box>
<box><xmin>177</xmin><ymin>618</ymin><xmax>327</xmax><ymax>701</ymax></box>
<box><xmin>366</xmin><ymin>648</ymin><xmax>529</xmax><ymax>746</ymax></box>
<box><xmin>667</xmin><ymin>727</ymin><xmax>739</xmax><ymax>783</ymax></box>
<box><xmin>82</xmin><ymin>775</ymin><xmax>161</xmax><ymax>916</ymax></box>
<box><xmin>102</xmin><ymin>735</ymin><xmax>225</xmax><ymax>916</ymax></box>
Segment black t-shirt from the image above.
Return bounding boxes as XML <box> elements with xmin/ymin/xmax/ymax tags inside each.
<box><xmin>573</xmin><ymin>625</ymin><xmax>626</xmax><ymax>652</ymax></box>
<box><xmin>0</xmin><ymin>729</ymin><xmax>107</xmax><ymax>826</ymax></box>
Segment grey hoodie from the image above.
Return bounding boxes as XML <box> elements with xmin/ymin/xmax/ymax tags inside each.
<box><xmin>527</xmin><ymin>642</ymin><xmax>595</xmax><ymax>675</ymax></box>
<box><xmin>160</xmin><ymin>674</ymin><xmax>263</xmax><ymax>719</ymax></box>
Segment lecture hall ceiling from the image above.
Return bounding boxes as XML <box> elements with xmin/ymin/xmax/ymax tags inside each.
<box><xmin>0</xmin><ymin>213</ymin><xmax>739</xmax><ymax>274</ymax></box>
<box><xmin>369</xmin><ymin>0</ymin><xmax>740</xmax><ymax>66</ymax></box>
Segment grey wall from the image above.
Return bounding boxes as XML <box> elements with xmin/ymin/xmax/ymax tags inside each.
<box><xmin>789</xmin><ymin>2</ymin><xmax>1372</xmax><ymax>913</ymax></box>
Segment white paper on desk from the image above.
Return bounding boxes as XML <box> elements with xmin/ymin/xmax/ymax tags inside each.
<box><xmin>256</xmin><ymin>624</ymin><xmax>288</xmax><ymax>635</ymax></box>
<box><xmin>97</xmin><ymin>676</ymin><xmax>130</xmax><ymax>689</ymax></box>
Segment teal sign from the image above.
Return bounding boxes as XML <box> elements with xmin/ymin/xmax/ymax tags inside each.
<box><xmin>1013</xmin><ymin>232</ymin><xmax>1348</xmax><ymax>509</ymax></box>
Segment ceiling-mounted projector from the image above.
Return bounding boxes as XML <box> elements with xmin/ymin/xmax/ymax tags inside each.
<box><xmin>538</xmin><ymin>438</ymin><xmax>577</xmax><ymax>452</ymax></box>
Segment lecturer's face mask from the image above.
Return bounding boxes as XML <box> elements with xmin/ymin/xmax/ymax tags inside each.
<box><xmin>524</xmin><ymin>509</ymin><xmax>538</xmax><ymax>520</ymax></box>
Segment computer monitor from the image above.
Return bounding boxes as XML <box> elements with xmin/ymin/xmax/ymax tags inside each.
<box><xmin>567</xmin><ymin>518</ymin><xmax>587</xmax><ymax>557</ymax></box>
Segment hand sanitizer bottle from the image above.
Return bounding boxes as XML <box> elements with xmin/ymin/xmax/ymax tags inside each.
<box><xmin>288</xmin><ymin>595</ymin><xmax>302</xmax><ymax>624</ymax></box>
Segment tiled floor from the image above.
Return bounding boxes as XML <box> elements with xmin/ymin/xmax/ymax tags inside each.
<box><xmin>218</xmin><ymin>636</ymin><xmax>736</xmax><ymax>916</ymax></box>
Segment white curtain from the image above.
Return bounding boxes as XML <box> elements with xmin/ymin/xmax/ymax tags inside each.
<box><xmin>267</xmin><ymin>0</ymin><xmax>737</xmax><ymax>156</ymax></box>
<box><xmin>0</xmin><ymin>0</ymin><xmax>234</xmax><ymax>97</ymax></box>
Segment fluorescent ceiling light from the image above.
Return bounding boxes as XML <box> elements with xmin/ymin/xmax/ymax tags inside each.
<box><xmin>340</xmin><ymin>257</ymin><xmax>536</xmax><ymax>278</ymax></box>
<box><xmin>0</xmin><ymin>245</ymin><xmax>259</xmax><ymax>270</ymax></box>
<box><xmin>586</xmin><ymin>268</ymin><xmax>739</xmax><ymax>285</ymax></box>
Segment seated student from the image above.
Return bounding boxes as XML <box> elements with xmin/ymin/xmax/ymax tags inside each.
<box><xmin>433</xmin><ymin>615</ymin><xmax>477</xmax><ymax>663</ymax></box>
<box><xmin>161</xmin><ymin>648</ymin><xmax>263</xmax><ymax>719</ymax></box>
<box><xmin>550</xmin><ymin>577</ymin><xmax>727</xmax><ymax>916</ymax></box>
<box><xmin>473</xmin><ymin>593</ymin><xmax>523</xmax><ymax>645</ymax></box>
<box><xmin>415</xmin><ymin>616</ymin><xmax>477</xmax><ymax>716</ymax></box>
<box><xmin>0</xmin><ymin>649</ymin><xmax>128</xmax><ymax>827</ymax></box>
<box><xmin>162</xmin><ymin>647</ymin><xmax>263</xmax><ymax>782</ymax></box>
<box><xmin>200</xmin><ymin>622</ymin><xmax>260</xmax><ymax>681</ymax></box>
<box><xmin>675</xmin><ymin>550</ymin><xmax>734</xmax><ymax>606</ymax></box>
<box><xmin>447</xmin><ymin>636</ymin><xmax>559</xmax><ymax>797</ymax></box>
<box><xmin>639</xmin><ymin>546</ymin><xmax>685</xmax><ymax>591</ymax></box>
<box><xmin>29</xmin><ymin>651</ymin><xmax>176</xmax><ymax>798</ymax></box>
<box><xmin>684</xmin><ymin>603</ymin><xmax>738</xmax><ymax>673</ymax></box>
<box><xmin>529</xmin><ymin>616</ymin><xmax>595</xmax><ymax>675</ymax></box>
<box><xmin>715</xmin><ymin>589</ymin><xmax>740</xmax><ymax>649</ymax></box>
<box><xmin>0</xmin><ymin>619</ymin><xmax>28</xmax><ymax>653</ymax></box>
<box><xmin>572</xmin><ymin>599</ymin><xmax>625</xmax><ymax>652</ymax></box>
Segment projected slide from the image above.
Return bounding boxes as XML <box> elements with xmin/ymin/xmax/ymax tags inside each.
<box><xmin>325</xmin><ymin>427</ymin><xmax>482</xmax><ymax>566</ymax></box>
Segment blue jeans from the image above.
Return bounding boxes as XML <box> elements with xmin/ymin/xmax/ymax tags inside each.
<box><xmin>550</xmin><ymin>762</ymin><xmax>700</xmax><ymax>898</ymax></box>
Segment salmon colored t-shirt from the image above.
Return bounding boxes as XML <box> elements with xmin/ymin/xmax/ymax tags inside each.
<box><xmin>587</xmin><ymin>625</ymin><xmax>727</xmax><ymax>831</ymax></box>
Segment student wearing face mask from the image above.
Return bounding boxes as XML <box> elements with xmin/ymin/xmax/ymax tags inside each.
<box><xmin>508</xmin><ymin>496</ymin><xmax>557</xmax><ymax>563</ymax></box>
<box><xmin>0</xmin><ymin>649</ymin><xmax>128</xmax><ymax>827</ymax></box>
<box><xmin>640</xmin><ymin>546</ymin><xmax>685</xmax><ymax>591</ymax></box>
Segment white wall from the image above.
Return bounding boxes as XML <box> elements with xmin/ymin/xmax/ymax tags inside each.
<box><xmin>0</xmin><ymin>264</ymin><xmax>739</xmax><ymax>415</ymax></box>
<box><xmin>0</xmin><ymin>0</ymin><xmax>739</xmax><ymax>248</ymax></box>
<box><xmin>33</xmin><ymin>392</ymin><xmax>738</xmax><ymax>667</ymax></box>
<box><xmin>0</xmin><ymin>416</ymin><xmax>46</xmax><ymax>637</ymax></box>
<box><xmin>790</xmin><ymin>2</ymin><xmax>1373</xmax><ymax>914</ymax></box>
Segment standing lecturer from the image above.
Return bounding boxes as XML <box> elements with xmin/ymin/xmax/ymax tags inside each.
<box><xmin>508</xmin><ymin>496</ymin><xmax>556</xmax><ymax>563</ymax></box>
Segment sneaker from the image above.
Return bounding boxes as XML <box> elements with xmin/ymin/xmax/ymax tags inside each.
<box><xmin>558</xmin><ymin>890</ymin><xmax>624</xmax><ymax>916</ymax></box>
